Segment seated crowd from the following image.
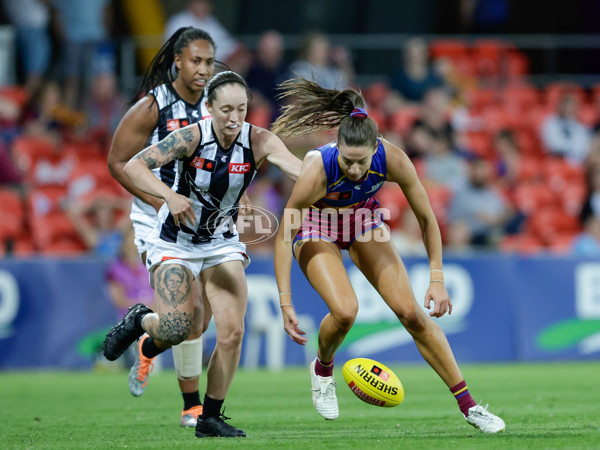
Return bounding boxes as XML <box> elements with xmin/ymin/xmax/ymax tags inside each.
<box><xmin>1</xmin><ymin>32</ymin><xmax>599</xmax><ymax>258</ymax></box>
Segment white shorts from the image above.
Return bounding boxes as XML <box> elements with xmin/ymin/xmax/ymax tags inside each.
<box><xmin>130</xmin><ymin>203</ymin><xmax>157</xmax><ymax>256</ymax></box>
<box><xmin>145</xmin><ymin>235</ymin><xmax>251</xmax><ymax>279</ymax></box>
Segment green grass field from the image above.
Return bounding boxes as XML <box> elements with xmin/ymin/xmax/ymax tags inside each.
<box><xmin>1</xmin><ymin>362</ymin><xmax>599</xmax><ymax>449</ymax></box>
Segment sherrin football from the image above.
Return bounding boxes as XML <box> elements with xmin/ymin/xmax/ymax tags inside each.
<box><xmin>342</xmin><ymin>358</ymin><xmax>404</xmax><ymax>407</ymax></box>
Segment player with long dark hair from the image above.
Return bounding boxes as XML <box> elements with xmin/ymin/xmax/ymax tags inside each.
<box><xmin>271</xmin><ymin>78</ymin><xmax>505</xmax><ymax>433</ymax></box>
<box><xmin>107</xmin><ymin>27</ymin><xmax>220</xmax><ymax>427</ymax></box>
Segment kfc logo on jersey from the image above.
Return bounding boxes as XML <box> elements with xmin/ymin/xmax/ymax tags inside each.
<box><xmin>229</xmin><ymin>163</ymin><xmax>251</xmax><ymax>174</ymax></box>
<box><xmin>166</xmin><ymin>119</ymin><xmax>189</xmax><ymax>131</ymax></box>
<box><xmin>190</xmin><ymin>157</ymin><xmax>216</xmax><ymax>172</ymax></box>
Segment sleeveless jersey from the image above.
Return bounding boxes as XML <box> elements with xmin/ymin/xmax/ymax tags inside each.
<box><xmin>315</xmin><ymin>139</ymin><xmax>387</xmax><ymax>209</ymax></box>
<box><xmin>155</xmin><ymin>118</ymin><xmax>257</xmax><ymax>245</ymax></box>
<box><xmin>130</xmin><ymin>83</ymin><xmax>211</xmax><ymax>221</ymax></box>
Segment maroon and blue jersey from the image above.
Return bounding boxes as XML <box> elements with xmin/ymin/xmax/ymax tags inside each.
<box><xmin>315</xmin><ymin>139</ymin><xmax>387</xmax><ymax>209</ymax></box>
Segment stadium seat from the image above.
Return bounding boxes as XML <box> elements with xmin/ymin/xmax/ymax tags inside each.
<box><xmin>544</xmin><ymin>82</ymin><xmax>587</xmax><ymax>109</ymax></box>
<box><xmin>0</xmin><ymin>187</ymin><xmax>36</xmax><ymax>257</ymax></box>
<box><xmin>11</xmin><ymin>136</ymin><xmax>56</xmax><ymax>172</ymax></box>
<box><xmin>30</xmin><ymin>211</ymin><xmax>83</xmax><ymax>253</ymax></box>
<box><xmin>480</xmin><ymin>105</ymin><xmax>513</xmax><ymax>133</ymax></box>
<box><xmin>560</xmin><ymin>182</ymin><xmax>587</xmax><ymax>217</ymax></box>
<box><xmin>429</xmin><ymin>39</ymin><xmax>468</xmax><ymax>62</ymax></box>
<box><xmin>462</xmin><ymin>131</ymin><xmax>493</xmax><ymax>159</ymax></box>
<box><xmin>68</xmin><ymin>158</ymin><xmax>125</xmax><ymax>201</ymax></box>
<box><xmin>577</xmin><ymin>102</ymin><xmax>597</xmax><ymax>126</ymax></box>
<box><xmin>376</xmin><ymin>183</ymin><xmax>409</xmax><ymax>230</ymax></box>
<box><xmin>0</xmin><ymin>85</ymin><xmax>30</xmax><ymax>108</ymax></box>
<box><xmin>387</xmin><ymin>107</ymin><xmax>419</xmax><ymax>135</ymax></box>
<box><xmin>526</xmin><ymin>207</ymin><xmax>581</xmax><ymax>245</ymax></box>
<box><xmin>525</xmin><ymin>105</ymin><xmax>552</xmax><ymax>133</ymax></box>
<box><xmin>245</xmin><ymin>106</ymin><xmax>271</xmax><ymax>130</ymax></box>
<box><xmin>499</xmin><ymin>234</ymin><xmax>544</xmax><ymax>254</ymax></box>
<box><xmin>363</xmin><ymin>82</ymin><xmax>390</xmax><ymax>109</ymax></box>
<box><xmin>39</xmin><ymin>238</ymin><xmax>87</xmax><ymax>256</ymax></box>
<box><xmin>425</xmin><ymin>185</ymin><xmax>452</xmax><ymax>226</ymax></box>
<box><xmin>547</xmin><ymin>232</ymin><xmax>577</xmax><ymax>254</ymax></box>
<box><xmin>543</xmin><ymin>158</ymin><xmax>585</xmax><ymax>191</ymax></box>
<box><xmin>514</xmin><ymin>129</ymin><xmax>542</xmax><ymax>157</ymax></box>
<box><xmin>0</xmin><ymin>187</ymin><xmax>25</xmax><ymax>242</ymax></box>
<box><xmin>473</xmin><ymin>39</ymin><xmax>510</xmax><ymax>77</ymax></box>
<box><xmin>27</xmin><ymin>185</ymin><xmax>68</xmax><ymax>218</ymax></box>
<box><xmin>468</xmin><ymin>89</ymin><xmax>498</xmax><ymax>113</ymax></box>
<box><xmin>513</xmin><ymin>182</ymin><xmax>558</xmax><ymax>214</ymax></box>
<box><xmin>517</xmin><ymin>157</ymin><xmax>544</xmax><ymax>182</ymax></box>
<box><xmin>501</xmin><ymin>84</ymin><xmax>541</xmax><ymax>110</ymax></box>
<box><xmin>506</xmin><ymin>50</ymin><xmax>530</xmax><ymax>79</ymax></box>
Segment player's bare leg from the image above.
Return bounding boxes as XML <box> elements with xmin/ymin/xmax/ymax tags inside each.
<box><xmin>295</xmin><ymin>239</ymin><xmax>358</xmax><ymax>420</ymax></box>
<box><xmin>195</xmin><ymin>261</ymin><xmax>246</xmax><ymax>438</ymax></box>
<box><xmin>349</xmin><ymin>226</ymin><xmax>505</xmax><ymax>433</ymax></box>
<box><xmin>349</xmin><ymin>226</ymin><xmax>463</xmax><ymax>386</ymax></box>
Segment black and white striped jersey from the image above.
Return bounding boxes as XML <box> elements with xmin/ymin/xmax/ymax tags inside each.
<box><xmin>131</xmin><ymin>83</ymin><xmax>210</xmax><ymax>222</ymax></box>
<box><xmin>155</xmin><ymin>117</ymin><xmax>257</xmax><ymax>245</ymax></box>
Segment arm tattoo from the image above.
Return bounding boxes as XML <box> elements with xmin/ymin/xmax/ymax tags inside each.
<box><xmin>132</xmin><ymin>129</ymin><xmax>194</xmax><ymax>169</ymax></box>
<box><xmin>156</xmin><ymin>265</ymin><xmax>192</xmax><ymax>308</ymax></box>
<box><xmin>181</xmin><ymin>128</ymin><xmax>194</xmax><ymax>143</ymax></box>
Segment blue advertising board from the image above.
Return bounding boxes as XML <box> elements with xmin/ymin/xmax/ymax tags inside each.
<box><xmin>0</xmin><ymin>255</ymin><xmax>599</xmax><ymax>370</ymax></box>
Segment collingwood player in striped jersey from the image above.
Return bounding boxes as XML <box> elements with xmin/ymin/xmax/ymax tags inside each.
<box><xmin>105</xmin><ymin>71</ymin><xmax>301</xmax><ymax>438</ymax></box>
<box><xmin>107</xmin><ymin>27</ymin><xmax>224</xmax><ymax>427</ymax></box>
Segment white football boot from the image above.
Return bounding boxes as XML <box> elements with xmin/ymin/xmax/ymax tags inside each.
<box><xmin>466</xmin><ymin>404</ymin><xmax>505</xmax><ymax>433</ymax></box>
<box><xmin>310</xmin><ymin>358</ymin><xmax>339</xmax><ymax>420</ymax></box>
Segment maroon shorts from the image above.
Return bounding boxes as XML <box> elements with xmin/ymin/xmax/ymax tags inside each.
<box><xmin>293</xmin><ymin>197</ymin><xmax>384</xmax><ymax>251</ymax></box>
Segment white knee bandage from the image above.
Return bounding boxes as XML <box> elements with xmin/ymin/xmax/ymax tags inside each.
<box><xmin>172</xmin><ymin>336</ymin><xmax>203</xmax><ymax>380</ymax></box>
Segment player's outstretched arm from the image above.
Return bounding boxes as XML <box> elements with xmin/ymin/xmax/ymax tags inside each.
<box><xmin>251</xmin><ymin>127</ymin><xmax>302</xmax><ymax>181</ymax></box>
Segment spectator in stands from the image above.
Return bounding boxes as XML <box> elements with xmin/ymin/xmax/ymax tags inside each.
<box><xmin>163</xmin><ymin>0</ymin><xmax>250</xmax><ymax>74</ymax></box>
<box><xmin>389</xmin><ymin>37</ymin><xmax>444</xmax><ymax>104</ymax></box>
<box><xmin>411</xmin><ymin>87</ymin><xmax>455</xmax><ymax>148</ymax></box>
<box><xmin>288</xmin><ymin>31</ymin><xmax>354</xmax><ymax>90</ymax></box>
<box><xmin>403</xmin><ymin>120</ymin><xmax>435</xmax><ymax>161</ymax></box>
<box><xmin>580</xmin><ymin>165</ymin><xmax>600</xmax><ymax>223</ymax></box>
<box><xmin>0</xmin><ymin>139</ymin><xmax>22</xmax><ymax>185</ymax></box>
<box><xmin>2</xmin><ymin>0</ymin><xmax>51</xmax><ymax>95</ymax></box>
<box><xmin>492</xmin><ymin>128</ymin><xmax>524</xmax><ymax>203</ymax></box>
<box><xmin>22</xmin><ymin>79</ymin><xmax>84</xmax><ymax>141</ymax></box>
<box><xmin>447</xmin><ymin>156</ymin><xmax>513</xmax><ymax>247</ymax></box>
<box><xmin>51</xmin><ymin>0</ymin><xmax>115</xmax><ymax>109</ymax></box>
<box><xmin>245</xmin><ymin>30</ymin><xmax>288</xmax><ymax>122</ymax></box>
<box><xmin>583</xmin><ymin>129</ymin><xmax>600</xmax><ymax>175</ymax></box>
<box><xmin>67</xmin><ymin>193</ymin><xmax>131</xmax><ymax>259</ymax></box>
<box><xmin>83</xmin><ymin>71</ymin><xmax>127</xmax><ymax>149</ymax></box>
<box><xmin>423</xmin><ymin>130</ymin><xmax>468</xmax><ymax>192</ymax></box>
<box><xmin>541</xmin><ymin>92</ymin><xmax>591</xmax><ymax>165</ymax></box>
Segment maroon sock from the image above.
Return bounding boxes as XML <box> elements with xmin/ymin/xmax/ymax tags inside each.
<box><xmin>314</xmin><ymin>357</ymin><xmax>334</xmax><ymax>377</ymax></box>
<box><xmin>450</xmin><ymin>380</ymin><xmax>477</xmax><ymax>417</ymax></box>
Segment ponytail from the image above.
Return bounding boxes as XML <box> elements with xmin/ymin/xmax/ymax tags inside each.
<box><xmin>271</xmin><ymin>77</ymin><xmax>378</xmax><ymax>148</ymax></box>
<box><xmin>130</xmin><ymin>27</ymin><xmax>217</xmax><ymax>106</ymax></box>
